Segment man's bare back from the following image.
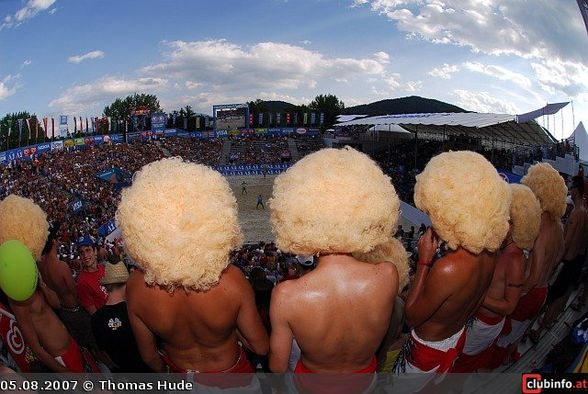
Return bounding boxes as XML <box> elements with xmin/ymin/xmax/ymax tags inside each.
<box><xmin>269</xmin><ymin>254</ymin><xmax>398</xmax><ymax>372</ymax></box>
<box><xmin>564</xmin><ymin>203</ymin><xmax>587</xmax><ymax>261</ymax></box>
<box><xmin>407</xmin><ymin>247</ymin><xmax>495</xmax><ymax>341</ymax></box>
<box><xmin>524</xmin><ymin>212</ymin><xmax>564</xmax><ymax>292</ymax></box>
<box><xmin>479</xmin><ymin>243</ymin><xmax>526</xmax><ymax>318</ymax></box>
<box><xmin>126</xmin><ymin>265</ymin><xmax>268</xmax><ymax>372</ymax></box>
<box><xmin>40</xmin><ymin>243</ymin><xmax>78</xmax><ymax>309</ymax></box>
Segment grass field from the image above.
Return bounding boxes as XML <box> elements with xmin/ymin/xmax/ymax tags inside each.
<box><xmin>227</xmin><ymin>174</ymin><xmax>414</xmax><ymax>244</ymax></box>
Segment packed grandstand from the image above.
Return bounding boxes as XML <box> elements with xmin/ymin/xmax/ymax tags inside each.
<box><xmin>0</xmin><ymin>107</ymin><xmax>586</xmax><ymax>385</ymax></box>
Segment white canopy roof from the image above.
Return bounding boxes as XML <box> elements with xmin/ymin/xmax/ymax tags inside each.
<box><xmin>572</xmin><ymin>122</ymin><xmax>588</xmax><ymax>163</ymax></box>
<box><xmin>336</xmin><ymin>112</ymin><xmax>516</xmax><ymax>128</ymax></box>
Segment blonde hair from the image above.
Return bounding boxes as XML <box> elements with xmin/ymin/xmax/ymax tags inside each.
<box><xmin>116</xmin><ymin>158</ymin><xmax>243</xmax><ymax>291</ymax></box>
<box><xmin>509</xmin><ymin>184</ymin><xmax>541</xmax><ymax>250</ymax></box>
<box><xmin>521</xmin><ymin>162</ymin><xmax>567</xmax><ymax>218</ymax></box>
<box><xmin>353</xmin><ymin>238</ymin><xmax>409</xmax><ymax>290</ymax></box>
<box><xmin>270</xmin><ymin>147</ymin><xmax>400</xmax><ymax>255</ymax></box>
<box><xmin>0</xmin><ymin>195</ymin><xmax>49</xmax><ymax>261</ymax></box>
<box><xmin>414</xmin><ymin>151</ymin><xmax>511</xmax><ymax>254</ymax></box>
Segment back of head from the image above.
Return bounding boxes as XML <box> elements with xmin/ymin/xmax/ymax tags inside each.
<box><xmin>0</xmin><ymin>195</ymin><xmax>49</xmax><ymax>260</ymax></box>
<box><xmin>521</xmin><ymin>163</ymin><xmax>567</xmax><ymax>218</ymax></box>
<box><xmin>270</xmin><ymin>147</ymin><xmax>400</xmax><ymax>255</ymax></box>
<box><xmin>509</xmin><ymin>184</ymin><xmax>542</xmax><ymax>250</ymax></box>
<box><xmin>352</xmin><ymin>238</ymin><xmax>409</xmax><ymax>289</ymax></box>
<box><xmin>571</xmin><ymin>175</ymin><xmax>585</xmax><ymax>197</ymax></box>
<box><xmin>414</xmin><ymin>151</ymin><xmax>511</xmax><ymax>254</ymax></box>
<box><xmin>116</xmin><ymin>158</ymin><xmax>243</xmax><ymax>292</ymax></box>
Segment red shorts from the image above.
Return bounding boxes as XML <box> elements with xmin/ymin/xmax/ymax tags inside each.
<box><xmin>510</xmin><ymin>287</ymin><xmax>548</xmax><ymax>322</ymax></box>
<box><xmin>161</xmin><ymin>347</ymin><xmax>254</xmax><ymax>389</ymax></box>
<box><xmin>55</xmin><ymin>338</ymin><xmax>98</xmax><ymax>373</ymax></box>
<box><xmin>293</xmin><ymin>357</ymin><xmax>377</xmax><ymax>394</ymax></box>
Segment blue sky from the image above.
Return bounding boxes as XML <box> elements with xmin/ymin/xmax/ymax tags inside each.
<box><xmin>0</xmin><ymin>0</ymin><xmax>587</xmax><ymax>140</ymax></box>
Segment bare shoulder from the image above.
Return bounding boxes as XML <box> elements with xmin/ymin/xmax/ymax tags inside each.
<box><xmin>377</xmin><ymin>260</ymin><xmax>399</xmax><ymax>279</ymax></box>
<box><xmin>271</xmin><ymin>279</ymin><xmax>297</xmax><ymax>309</ymax></box>
<box><xmin>126</xmin><ymin>269</ymin><xmax>147</xmax><ymax>296</ymax></box>
<box><xmin>221</xmin><ymin>265</ymin><xmax>250</xmax><ymax>289</ymax></box>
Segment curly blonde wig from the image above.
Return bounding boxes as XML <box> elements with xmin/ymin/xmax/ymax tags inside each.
<box><xmin>509</xmin><ymin>184</ymin><xmax>541</xmax><ymax>250</ymax></box>
<box><xmin>352</xmin><ymin>238</ymin><xmax>409</xmax><ymax>290</ymax></box>
<box><xmin>116</xmin><ymin>158</ymin><xmax>243</xmax><ymax>291</ymax></box>
<box><xmin>0</xmin><ymin>195</ymin><xmax>49</xmax><ymax>261</ymax></box>
<box><xmin>414</xmin><ymin>151</ymin><xmax>511</xmax><ymax>254</ymax></box>
<box><xmin>521</xmin><ymin>162</ymin><xmax>567</xmax><ymax>219</ymax></box>
<box><xmin>270</xmin><ymin>147</ymin><xmax>400</xmax><ymax>256</ymax></box>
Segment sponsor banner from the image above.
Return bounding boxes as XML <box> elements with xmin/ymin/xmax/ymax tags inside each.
<box><xmin>98</xmin><ymin>219</ymin><xmax>117</xmax><ymax>237</ymax></box>
<box><xmin>74</xmin><ymin>138</ymin><xmax>85</xmax><ymax>146</ymax></box>
<box><xmin>176</xmin><ymin>132</ymin><xmax>191</xmax><ymax>138</ymax></box>
<box><xmin>64</xmin><ymin>140</ymin><xmax>75</xmax><ymax>148</ymax></box>
<box><xmin>70</xmin><ymin>199</ymin><xmax>83</xmax><ymax>213</ymax></box>
<box><xmin>282</xmin><ymin>128</ymin><xmax>294</xmax><ymax>134</ymax></box>
<box><xmin>22</xmin><ymin>146</ymin><xmax>38</xmax><ymax>158</ymax></box>
<box><xmin>36</xmin><ymin>143</ymin><xmax>51</xmax><ymax>154</ymax></box>
<box><xmin>216</xmin><ymin>130</ymin><xmax>228</xmax><ymax>137</ymax></box>
<box><xmin>51</xmin><ymin>141</ymin><xmax>64</xmax><ymax>150</ymax></box>
<box><xmin>0</xmin><ymin>152</ymin><xmax>6</xmax><ymax>163</ymax></box>
<box><xmin>151</xmin><ymin>113</ymin><xmax>167</xmax><ymax>133</ymax></box>
<box><xmin>218</xmin><ymin>168</ymin><xmax>289</xmax><ymax>177</ymax></box>
<box><xmin>111</xmin><ymin>134</ymin><xmax>123</xmax><ymax>142</ymax></box>
<box><xmin>84</xmin><ymin>137</ymin><xmax>95</xmax><ymax>146</ymax></box>
<box><xmin>94</xmin><ymin>135</ymin><xmax>104</xmax><ymax>145</ymax></box>
<box><xmin>5</xmin><ymin>149</ymin><xmax>24</xmax><ymax>162</ymax></box>
<box><xmin>164</xmin><ymin>128</ymin><xmax>177</xmax><ymax>136</ymax></box>
<box><xmin>0</xmin><ymin>302</ymin><xmax>33</xmax><ymax>372</ymax></box>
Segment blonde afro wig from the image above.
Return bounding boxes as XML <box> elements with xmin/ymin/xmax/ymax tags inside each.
<box><xmin>509</xmin><ymin>184</ymin><xmax>541</xmax><ymax>250</ymax></box>
<box><xmin>0</xmin><ymin>195</ymin><xmax>49</xmax><ymax>261</ymax></box>
<box><xmin>521</xmin><ymin>162</ymin><xmax>567</xmax><ymax>219</ymax></box>
<box><xmin>414</xmin><ymin>151</ymin><xmax>511</xmax><ymax>254</ymax></box>
<box><xmin>353</xmin><ymin>238</ymin><xmax>409</xmax><ymax>290</ymax></box>
<box><xmin>116</xmin><ymin>158</ymin><xmax>243</xmax><ymax>291</ymax></box>
<box><xmin>270</xmin><ymin>147</ymin><xmax>400</xmax><ymax>256</ymax></box>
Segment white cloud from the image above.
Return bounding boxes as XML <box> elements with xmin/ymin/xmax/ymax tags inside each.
<box><xmin>1</xmin><ymin>0</ymin><xmax>56</xmax><ymax>29</ymax></box>
<box><xmin>49</xmin><ymin>8</ymin><xmax>57</xmax><ymax>15</ymax></box>
<box><xmin>462</xmin><ymin>62</ymin><xmax>532</xmax><ymax>89</ymax></box>
<box><xmin>428</xmin><ymin>63</ymin><xmax>459</xmax><ymax>79</ymax></box>
<box><xmin>140</xmin><ymin>39</ymin><xmax>389</xmax><ymax>93</ymax></box>
<box><xmin>300</xmin><ymin>40</ymin><xmax>312</xmax><ymax>45</ymax></box>
<box><xmin>22</xmin><ymin>60</ymin><xmax>32</xmax><ymax>67</ymax></box>
<box><xmin>531</xmin><ymin>58</ymin><xmax>588</xmax><ymax>97</ymax></box>
<box><xmin>453</xmin><ymin>89</ymin><xmax>520</xmax><ymax>114</ymax></box>
<box><xmin>49</xmin><ymin>76</ymin><xmax>168</xmax><ymax>113</ymax></box>
<box><xmin>374</xmin><ymin>51</ymin><xmax>390</xmax><ymax>63</ymax></box>
<box><xmin>68</xmin><ymin>50</ymin><xmax>105</xmax><ymax>64</ymax></box>
<box><xmin>184</xmin><ymin>81</ymin><xmax>202</xmax><ymax>90</ymax></box>
<box><xmin>356</xmin><ymin>0</ymin><xmax>588</xmax><ymax>100</ymax></box>
<box><xmin>0</xmin><ymin>74</ymin><xmax>20</xmax><ymax>100</ymax></box>
<box><xmin>404</xmin><ymin>80</ymin><xmax>423</xmax><ymax>92</ymax></box>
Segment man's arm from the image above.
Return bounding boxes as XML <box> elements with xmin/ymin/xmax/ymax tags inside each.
<box><xmin>38</xmin><ymin>276</ymin><xmax>61</xmax><ymax>310</ymax></box>
<box><xmin>404</xmin><ymin>229</ymin><xmax>454</xmax><ymax>327</ymax></box>
<box><xmin>127</xmin><ymin>310</ymin><xmax>165</xmax><ymax>372</ymax></box>
<box><xmin>268</xmin><ymin>283</ymin><xmax>294</xmax><ymax>373</ymax></box>
<box><xmin>233</xmin><ymin>268</ymin><xmax>269</xmax><ymax>356</ymax></box>
<box><xmin>483</xmin><ymin>252</ymin><xmax>525</xmax><ymax>315</ymax></box>
<box><xmin>564</xmin><ymin>211</ymin><xmax>580</xmax><ymax>252</ymax></box>
<box><xmin>126</xmin><ymin>272</ymin><xmax>165</xmax><ymax>372</ymax></box>
<box><xmin>59</xmin><ymin>263</ymin><xmax>78</xmax><ymax>301</ymax></box>
<box><xmin>9</xmin><ymin>301</ymin><xmax>69</xmax><ymax>373</ymax></box>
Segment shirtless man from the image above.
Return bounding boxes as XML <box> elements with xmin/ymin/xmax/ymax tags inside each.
<box><xmin>38</xmin><ymin>225</ymin><xmax>96</xmax><ymax>351</ymax></box>
<box><xmin>453</xmin><ymin>184</ymin><xmax>541</xmax><ymax>372</ymax></box>
<box><xmin>268</xmin><ymin>147</ymin><xmax>404</xmax><ymax>391</ymax></box>
<box><xmin>392</xmin><ymin>151</ymin><xmax>510</xmax><ymax>383</ymax></box>
<box><xmin>492</xmin><ymin>163</ymin><xmax>567</xmax><ymax>363</ymax></box>
<box><xmin>118</xmin><ymin>158</ymin><xmax>268</xmax><ymax>375</ymax></box>
<box><xmin>530</xmin><ymin>175</ymin><xmax>587</xmax><ymax>342</ymax></box>
<box><xmin>0</xmin><ymin>195</ymin><xmax>92</xmax><ymax>373</ymax></box>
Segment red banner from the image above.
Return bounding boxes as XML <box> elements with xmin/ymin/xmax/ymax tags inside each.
<box><xmin>0</xmin><ymin>303</ymin><xmax>34</xmax><ymax>372</ymax></box>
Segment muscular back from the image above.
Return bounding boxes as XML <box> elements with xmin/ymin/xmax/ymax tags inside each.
<box><xmin>126</xmin><ymin>266</ymin><xmax>267</xmax><ymax>372</ymax></box>
<box><xmin>528</xmin><ymin>213</ymin><xmax>565</xmax><ymax>289</ymax></box>
<box><xmin>270</xmin><ymin>255</ymin><xmax>398</xmax><ymax>372</ymax></box>
<box><xmin>39</xmin><ymin>255</ymin><xmax>78</xmax><ymax>309</ymax></box>
<box><xmin>409</xmin><ymin>249</ymin><xmax>496</xmax><ymax>341</ymax></box>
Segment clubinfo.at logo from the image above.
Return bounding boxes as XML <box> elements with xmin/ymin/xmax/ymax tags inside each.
<box><xmin>522</xmin><ymin>373</ymin><xmax>588</xmax><ymax>393</ymax></box>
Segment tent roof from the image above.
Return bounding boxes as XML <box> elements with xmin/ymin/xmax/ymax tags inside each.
<box><xmin>336</xmin><ymin>112</ymin><xmax>556</xmax><ymax>146</ymax></box>
<box><xmin>572</xmin><ymin>122</ymin><xmax>588</xmax><ymax>163</ymax></box>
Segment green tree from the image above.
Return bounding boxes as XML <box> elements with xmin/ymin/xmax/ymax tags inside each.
<box><xmin>103</xmin><ymin>93</ymin><xmax>162</xmax><ymax>122</ymax></box>
<box><xmin>0</xmin><ymin>112</ymin><xmax>43</xmax><ymax>150</ymax></box>
<box><xmin>309</xmin><ymin>94</ymin><xmax>345</xmax><ymax>130</ymax></box>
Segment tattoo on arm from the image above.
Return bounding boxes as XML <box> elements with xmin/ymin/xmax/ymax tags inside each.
<box><xmin>507</xmin><ymin>283</ymin><xmax>523</xmax><ymax>288</ymax></box>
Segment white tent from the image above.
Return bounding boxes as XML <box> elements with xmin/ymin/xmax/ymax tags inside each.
<box><xmin>572</xmin><ymin>122</ymin><xmax>588</xmax><ymax>163</ymax></box>
<box><xmin>368</xmin><ymin>123</ymin><xmax>412</xmax><ymax>134</ymax></box>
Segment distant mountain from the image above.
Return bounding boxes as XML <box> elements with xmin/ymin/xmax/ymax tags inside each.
<box><xmin>341</xmin><ymin>96</ymin><xmax>466</xmax><ymax>116</ymax></box>
<box><xmin>255</xmin><ymin>100</ymin><xmax>299</xmax><ymax>112</ymax></box>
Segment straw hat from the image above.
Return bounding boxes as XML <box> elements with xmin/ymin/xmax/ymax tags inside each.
<box><xmin>100</xmin><ymin>262</ymin><xmax>129</xmax><ymax>285</ymax></box>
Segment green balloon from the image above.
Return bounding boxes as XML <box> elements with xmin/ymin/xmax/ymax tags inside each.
<box><xmin>0</xmin><ymin>240</ymin><xmax>38</xmax><ymax>301</ymax></box>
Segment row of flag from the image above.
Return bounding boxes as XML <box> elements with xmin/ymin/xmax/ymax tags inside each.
<box><xmin>1</xmin><ymin>116</ymin><xmax>112</xmax><ymax>140</ymax></box>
